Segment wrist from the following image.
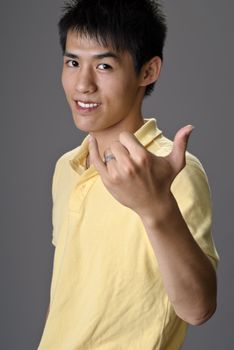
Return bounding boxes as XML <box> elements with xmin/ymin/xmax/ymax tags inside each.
<box><xmin>139</xmin><ymin>191</ymin><xmax>178</xmax><ymax>230</ymax></box>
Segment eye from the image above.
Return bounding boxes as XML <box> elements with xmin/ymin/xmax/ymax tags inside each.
<box><xmin>65</xmin><ymin>60</ymin><xmax>79</xmax><ymax>67</ymax></box>
<box><xmin>97</xmin><ymin>63</ymin><xmax>112</xmax><ymax>70</ymax></box>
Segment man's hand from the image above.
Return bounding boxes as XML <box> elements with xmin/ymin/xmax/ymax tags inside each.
<box><xmin>88</xmin><ymin>125</ymin><xmax>194</xmax><ymax>220</ymax></box>
<box><xmin>89</xmin><ymin>125</ymin><xmax>217</xmax><ymax>325</ymax></box>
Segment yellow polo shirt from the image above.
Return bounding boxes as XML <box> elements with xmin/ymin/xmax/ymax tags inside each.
<box><xmin>38</xmin><ymin>118</ymin><xmax>219</xmax><ymax>350</ymax></box>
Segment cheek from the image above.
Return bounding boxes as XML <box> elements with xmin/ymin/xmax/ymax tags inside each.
<box><xmin>61</xmin><ymin>77</ymin><xmax>67</xmax><ymax>94</ymax></box>
<box><xmin>116</xmin><ymin>81</ymin><xmax>138</xmax><ymax>107</ymax></box>
<box><xmin>103</xmin><ymin>78</ymin><xmax>133</xmax><ymax>101</ymax></box>
<box><xmin>61</xmin><ymin>71</ymin><xmax>72</xmax><ymax>94</ymax></box>
<box><xmin>120</xmin><ymin>72</ymin><xmax>138</xmax><ymax>96</ymax></box>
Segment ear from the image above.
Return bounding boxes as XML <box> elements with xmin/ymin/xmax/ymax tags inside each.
<box><xmin>139</xmin><ymin>56</ymin><xmax>162</xmax><ymax>87</ymax></box>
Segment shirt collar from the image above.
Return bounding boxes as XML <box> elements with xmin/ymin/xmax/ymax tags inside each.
<box><xmin>70</xmin><ymin>118</ymin><xmax>162</xmax><ymax>175</ymax></box>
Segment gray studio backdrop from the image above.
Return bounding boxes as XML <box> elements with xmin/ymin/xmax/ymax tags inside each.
<box><xmin>1</xmin><ymin>1</ymin><xmax>233</xmax><ymax>349</ymax></box>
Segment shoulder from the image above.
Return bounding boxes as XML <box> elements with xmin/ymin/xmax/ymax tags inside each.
<box><xmin>148</xmin><ymin>133</ymin><xmax>211</xmax><ymax>207</ymax></box>
<box><xmin>52</xmin><ymin>145</ymin><xmax>81</xmax><ymax>177</ymax></box>
<box><xmin>148</xmin><ymin>133</ymin><xmax>207</xmax><ymax>175</ymax></box>
<box><xmin>150</xmin><ymin>135</ymin><xmax>219</xmax><ymax>268</ymax></box>
<box><xmin>51</xmin><ymin>145</ymin><xmax>81</xmax><ymax>191</ymax></box>
<box><xmin>55</xmin><ymin>145</ymin><xmax>81</xmax><ymax>168</ymax></box>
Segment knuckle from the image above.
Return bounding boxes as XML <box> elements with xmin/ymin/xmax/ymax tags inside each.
<box><xmin>122</xmin><ymin>162</ymin><xmax>136</xmax><ymax>176</ymax></box>
<box><xmin>110</xmin><ymin>171</ymin><xmax>121</xmax><ymax>184</ymax></box>
<box><xmin>137</xmin><ymin>151</ymin><xmax>151</xmax><ymax>167</ymax></box>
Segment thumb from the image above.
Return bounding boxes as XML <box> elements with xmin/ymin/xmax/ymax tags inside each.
<box><xmin>167</xmin><ymin>125</ymin><xmax>194</xmax><ymax>174</ymax></box>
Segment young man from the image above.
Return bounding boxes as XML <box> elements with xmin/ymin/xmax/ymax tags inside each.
<box><xmin>38</xmin><ymin>0</ymin><xmax>219</xmax><ymax>349</ymax></box>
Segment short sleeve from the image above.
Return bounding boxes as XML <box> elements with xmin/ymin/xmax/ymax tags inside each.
<box><xmin>171</xmin><ymin>155</ymin><xmax>219</xmax><ymax>270</ymax></box>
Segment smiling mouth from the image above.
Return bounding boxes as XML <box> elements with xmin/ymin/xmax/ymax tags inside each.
<box><xmin>75</xmin><ymin>100</ymin><xmax>101</xmax><ymax>113</ymax></box>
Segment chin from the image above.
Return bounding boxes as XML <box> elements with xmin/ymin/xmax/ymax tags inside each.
<box><xmin>72</xmin><ymin>111</ymin><xmax>121</xmax><ymax>134</ymax></box>
<box><xmin>73</xmin><ymin>119</ymin><xmax>100</xmax><ymax>134</ymax></box>
<box><xmin>71</xmin><ymin>115</ymin><xmax>90</xmax><ymax>131</ymax></box>
<box><xmin>73</xmin><ymin>122</ymin><xmax>91</xmax><ymax>133</ymax></box>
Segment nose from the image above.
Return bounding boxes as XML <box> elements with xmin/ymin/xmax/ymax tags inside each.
<box><xmin>75</xmin><ymin>67</ymin><xmax>97</xmax><ymax>94</ymax></box>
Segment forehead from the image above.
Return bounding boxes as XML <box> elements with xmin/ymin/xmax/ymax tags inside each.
<box><xmin>65</xmin><ymin>30</ymin><xmax>132</xmax><ymax>62</ymax></box>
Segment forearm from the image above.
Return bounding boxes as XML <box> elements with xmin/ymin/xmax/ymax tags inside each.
<box><xmin>140</xmin><ymin>192</ymin><xmax>217</xmax><ymax>325</ymax></box>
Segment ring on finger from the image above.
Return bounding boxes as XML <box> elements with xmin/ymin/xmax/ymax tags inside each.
<box><xmin>104</xmin><ymin>153</ymin><xmax>116</xmax><ymax>165</ymax></box>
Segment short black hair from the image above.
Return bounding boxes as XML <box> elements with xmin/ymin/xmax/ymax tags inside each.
<box><xmin>58</xmin><ymin>0</ymin><xmax>167</xmax><ymax>96</ymax></box>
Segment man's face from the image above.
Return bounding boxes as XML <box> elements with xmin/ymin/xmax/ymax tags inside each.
<box><xmin>61</xmin><ymin>30</ymin><xmax>145</xmax><ymax>134</ymax></box>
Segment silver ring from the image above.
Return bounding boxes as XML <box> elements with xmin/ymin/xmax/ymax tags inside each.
<box><xmin>104</xmin><ymin>153</ymin><xmax>116</xmax><ymax>164</ymax></box>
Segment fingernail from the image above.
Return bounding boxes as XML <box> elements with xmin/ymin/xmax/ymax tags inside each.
<box><xmin>88</xmin><ymin>134</ymin><xmax>94</xmax><ymax>142</ymax></box>
<box><xmin>187</xmin><ymin>124</ymin><xmax>195</xmax><ymax>130</ymax></box>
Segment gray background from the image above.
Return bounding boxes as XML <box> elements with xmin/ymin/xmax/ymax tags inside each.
<box><xmin>1</xmin><ymin>0</ymin><xmax>233</xmax><ymax>349</ymax></box>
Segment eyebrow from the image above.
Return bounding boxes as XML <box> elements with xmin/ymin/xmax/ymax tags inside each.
<box><xmin>64</xmin><ymin>51</ymin><xmax>121</xmax><ymax>62</ymax></box>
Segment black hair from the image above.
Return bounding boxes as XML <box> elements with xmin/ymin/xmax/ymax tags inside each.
<box><xmin>58</xmin><ymin>0</ymin><xmax>167</xmax><ymax>96</ymax></box>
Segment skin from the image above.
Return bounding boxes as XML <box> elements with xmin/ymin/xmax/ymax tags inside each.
<box><xmin>61</xmin><ymin>30</ymin><xmax>161</xmax><ymax>157</ymax></box>
<box><xmin>61</xmin><ymin>30</ymin><xmax>217</xmax><ymax>325</ymax></box>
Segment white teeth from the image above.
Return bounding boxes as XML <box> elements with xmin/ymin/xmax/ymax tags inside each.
<box><xmin>78</xmin><ymin>101</ymin><xmax>99</xmax><ymax>108</ymax></box>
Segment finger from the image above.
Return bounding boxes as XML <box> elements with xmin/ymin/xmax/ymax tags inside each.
<box><xmin>109</xmin><ymin>141</ymin><xmax>130</xmax><ymax>163</ymax></box>
<box><xmin>106</xmin><ymin>141</ymin><xmax>134</xmax><ymax>176</ymax></box>
<box><xmin>103</xmin><ymin>147</ymin><xmax>117</xmax><ymax>167</ymax></box>
<box><xmin>88</xmin><ymin>135</ymin><xmax>107</xmax><ymax>176</ymax></box>
<box><xmin>102</xmin><ymin>147</ymin><xmax>121</xmax><ymax>182</ymax></box>
<box><xmin>167</xmin><ymin>125</ymin><xmax>194</xmax><ymax>173</ymax></box>
<box><xmin>118</xmin><ymin>132</ymin><xmax>146</xmax><ymax>161</ymax></box>
<box><xmin>103</xmin><ymin>147</ymin><xmax>113</xmax><ymax>159</ymax></box>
